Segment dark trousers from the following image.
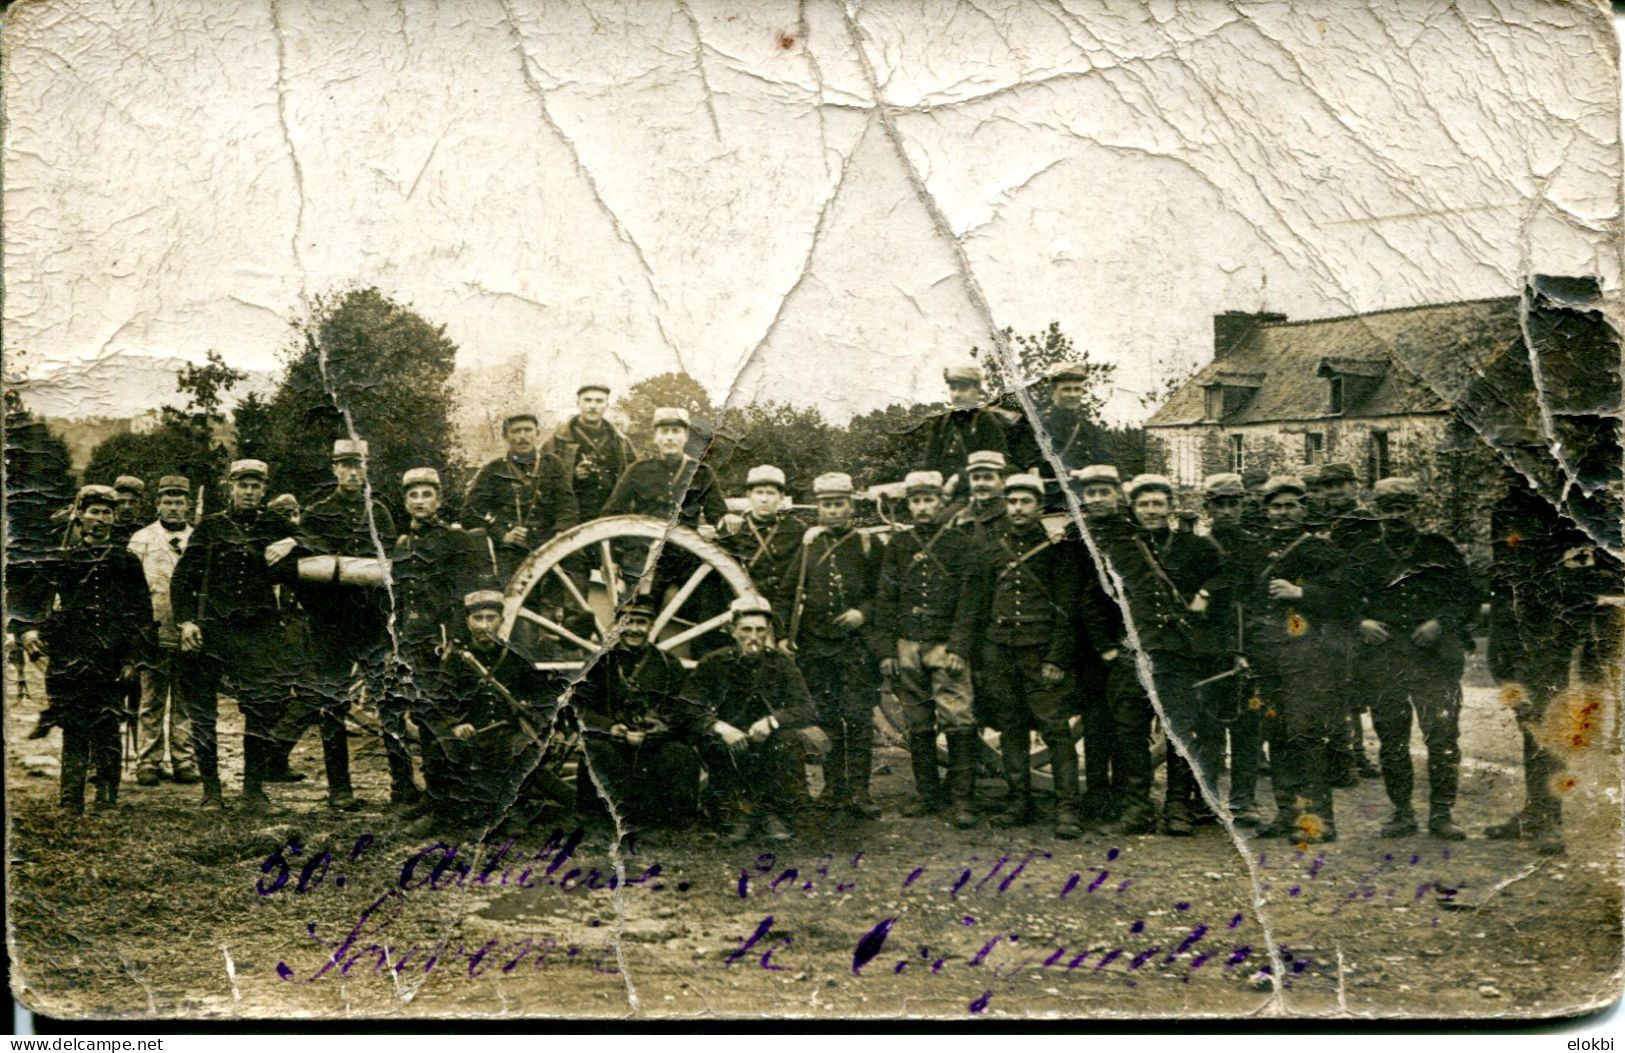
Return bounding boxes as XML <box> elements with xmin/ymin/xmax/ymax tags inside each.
<box><xmin>1225</xmin><ymin>706</ymin><xmax>1264</xmax><ymax>812</ymax></box>
<box><xmin>983</xmin><ymin>639</ymin><xmax>1079</xmax><ymax>805</ymax></box>
<box><xmin>801</xmin><ymin>641</ymin><xmax>879</xmax><ymax>803</ymax></box>
<box><xmin>177</xmin><ymin>618</ymin><xmax>289</xmax><ymax>795</ymax></box>
<box><xmin>1152</xmin><ymin>651</ymin><xmax>1220</xmax><ymax>821</ymax></box>
<box><xmin>698</xmin><ymin>729</ymin><xmax>810</xmax><ymax>821</ymax></box>
<box><xmin>45</xmin><ymin>666</ymin><xmax>123</xmax><ymax>811</ymax></box>
<box><xmin>1369</xmin><ymin>638</ymin><xmax>1464</xmax><ymax>818</ymax></box>
<box><xmin>1253</xmin><ymin>636</ymin><xmax>1341</xmax><ymax>832</ymax></box>
<box><xmin>576</xmin><ymin>738</ymin><xmax>701</xmax><ymax>826</ymax></box>
<box><xmin>1105</xmin><ymin>657</ymin><xmax>1155</xmax><ymax>821</ymax></box>
<box><xmin>1076</xmin><ymin>653</ymin><xmax>1117</xmax><ymax>808</ymax></box>
<box><xmin>1504</xmin><ymin>653</ymin><xmax>1572</xmax><ymax>829</ymax></box>
<box><xmin>1321</xmin><ymin>632</ymin><xmax>1367</xmax><ymax>774</ymax></box>
<box><xmin>303</xmin><ymin>618</ymin><xmax>399</xmax><ymax>795</ymax></box>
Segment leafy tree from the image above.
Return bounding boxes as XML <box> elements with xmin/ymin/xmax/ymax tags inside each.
<box><xmin>829</xmin><ymin>402</ymin><xmax>942</xmax><ymax>489</ymax></box>
<box><xmin>710</xmin><ymin>401</ymin><xmax>835</xmax><ymax>499</ymax></box>
<box><xmin>256</xmin><ymin>287</ymin><xmax>462</xmax><ymax>505</ymax></box>
<box><xmin>973</xmin><ymin>322</ymin><xmax>1115</xmax><ymax>421</ymax></box>
<box><xmin>4</xmin><ymin>390</ymin><xmax>76</xmax><ymax>563</ymax></box>
<box><xmin>612</xmin><ymin>371</ymin><xmax>716</xmax><ymax>459</ymax></box>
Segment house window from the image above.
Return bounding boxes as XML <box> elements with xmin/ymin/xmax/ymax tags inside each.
<box><xmin>1303</xmin><ymin>432</ymin><xmax>1324</xmax><ymax>465</ymax></box>
<box><xmin>1368</xmin><ymin>430</ymin><xmax>1390</xmax><ymax>482</ymax></box>
<box><xmin>1203</xmin><ymin>386</ymin><xmax>1223</xmax><ymax>421</ymax></box>
<box><xmin>1229</xmin><ymin>433</ymin><xmax>1246</xmax><ymax>472</ymax></box>
<box><xmin>1329</xmin><ymin>377</ymin><xmax>1345</xmax><ymax>415</ymax></box>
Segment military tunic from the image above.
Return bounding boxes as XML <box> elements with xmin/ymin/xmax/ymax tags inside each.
<box><xmin>460</xmin><ymin>452</ymin><xmax>579</xmax><ymax>578</ymax></box>
<box><xmin>872</xmin><ymin>518</ymin><xmax>978</xmax><ymax>732</ymax></box>
<box><xmin>541</xmin><ymin>416</ymin><xmax>637</xmax><ymax>521</ymax></box>
<box><xmin>571</xmin><ymin>642</ymin><xmax>696</xmax><ymax>824</ymax></box>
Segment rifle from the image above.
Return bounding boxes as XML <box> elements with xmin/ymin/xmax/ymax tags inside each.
<box><xmin>786</xmin><ymin>526</ymin><xmax>825</xmax><ymax>651</ymax></box>
<box><xmin>450</xmin><ymin>644</ymin><xmax>576</xmax><ymax>759</ymax></box>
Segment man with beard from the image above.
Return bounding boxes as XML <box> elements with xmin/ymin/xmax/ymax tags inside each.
<box><xmin>1069</xmin><ymin>464</ymin><xmax>1129</xmax><ymax>824</ymax></box>
<box><xmin>415</xmin><ymin>591</ymin><xmax>568</xmax><ymax>836</ymax></box>
<box><xmin>541</xmin><ymin>383</ymin><xmax>637</xmax><ymax>521</ymax></box>
<box><xmin>1360</xmin><ymin>477</ymin><xmax>1475</xmax><ymax>841</ymax></box>
<box><xmin>1036</xmin><ymin>363</ymin><xmax>1111</xmax><ymax>507</ymax></box>
<box><xmin>461</xmin><ymin>412</ymin><xmax>579</xmax><ymax>580</ymax></box>
<box><xmin>1097</xmin><ymin>475</ymin><xmax>1223</xmax><ymax>836</ymax></box>
<box><xmin>719</xmin><ymin>464</ymin><xmax>804</xmax><ymax>594</ymax></box>
<box><xmin>965</xmin><ymin>473</ymin><xmax>1084</xmax><ymax>838</ymax></box>
<box><xmin>1241</xmin><ymin>476</ymin><xmax>1351</xmax><ymax>844</ymax></box>
<box><xmin>1199</xmin><ymin>472</ymin><xmax>1266</xmax><ymax>827</ymax></box>
<box><xmin>677</xmin><ymin>596</ymin><xmax>823</xmax><ymax>844</ymax></box>
<box><xmin>390</xmin><ymin>466</ymin><xmax>486</xmax><ymax>818</ymax></box>
<box><xmin>290</xmin><ymin>439</ymin><xmax>397</xmax><ymax>809</ymax></box>
<box><xmin>13</xmin><ymin>485</ymin><xmax>152</xmax><ymax>815</ymax></box>
<box><xmin>571</xmin><ymin>598</ymin><xmax>695</xmax><ymax>832</ymax></box>
<box><xmin>873</xmin><ymin>471</ymin><xmax>979</xmax><ymax>826</ymax></box>
<box><xmin>110</xmin><ymin>476</ymin><xmax>147</xmax><ymax>546</ymax></box>
<box><xmin>949</xmin><ymin>450</ymin><xmax>1010</xmax><ymax>543</ymax></box>
<box><xmin>172</xmin><ymin>459</ymin><xmax>298</xmax><ymax>811</ymax></box>
<box><xmin>126</xmin><ymin>475</ymin><xmax>198</xmax><ymax>787</ymax></box>
<box><xmin>776</xmin><ymin>472</ymin><xmax>886</xmax><ymax>819</ymax></box>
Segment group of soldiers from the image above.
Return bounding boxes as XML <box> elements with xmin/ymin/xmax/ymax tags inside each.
<box><xmin>11</xmin><ymin>368</ymin><xmax>1617</xmax><ymax>856</ymax></box>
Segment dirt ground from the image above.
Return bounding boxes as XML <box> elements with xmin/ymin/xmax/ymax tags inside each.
<box><xmin>6</xmin><ymin>654</ymin><xmax>1621</xmax><ymax>1023</ymax></box>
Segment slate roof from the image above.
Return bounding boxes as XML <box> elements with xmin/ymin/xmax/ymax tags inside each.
<box><xmin>1146</xmin><ymin>297</ymin><xmax>1526</xmax><ymax>428</ymax></box>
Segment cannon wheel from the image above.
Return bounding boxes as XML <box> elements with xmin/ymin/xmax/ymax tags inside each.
<box><xmin>499</xmin><ymin>515</ymin><xmax>758</xmax><ymax>671</ymax></box>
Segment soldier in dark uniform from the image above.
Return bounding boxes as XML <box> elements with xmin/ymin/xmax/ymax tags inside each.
<box><xmin>171</xmin><ymin>459</ymin><xmax>299</xmax><ymax>810</ymax></box>
<box><xmin>13</xmin><ymin>485</ymin><xmax>153</xmax><ymax>815</ymax></box>
<box><xmin>1311</xmin><ymin>461</ymin><xmax>1383</xmax><ymax>785</ymax></box>
<box><xmin>570</xmin><ymin>598</ymin><xmax>695</xmax><ymax>831</ymax></box>
<box><xmin>288</xmin><ymin>439</ymin><xmax>398</xmax><ymax>809</ymax></box>
<box><xmin>460</xmin><ymin>412</ymin><xmax>579</xmax><ymax>580</ymax></box>
<box><xmin>1239</xmin><ymin>467</ymin><xmax>1270</xmax><ymax>534</ymax></box>
<box><xmin>1483</xmin><ymin>430</ymin><xmax>1621</xmax><ymax>854</ymax></box>
<box><xmin>873</xmin><ymin>471</ymin><xmax>979</xmax><ymax>826</ymax></box>
<box><xmin>1200</xmin><ymin>472</ymin><xmax>1266</xmax><ymax>827</ymax></box>
<box><xmin>1240</xmin><ymin>476</ymin><xmax>1352</xmax><ymax>844</ymax></box>
<box><xmin>110</xmin><ymin>475</ymin><xmax>146</xmax><ymax>546</ymax></box>
<box><xmin>919</xmin><ymin>367</ymin><xmax>1016</xmax><ymax>489</ymax></box>
<box><xmin>1097</xmin><ymin>474</ymin><xmax>1223</xmax><ymax>836</ymax></box>
<box><xmin>676</xmin><ymin>596</ymin><xmax>825</xmax><ymax>844</ymax></box>
<box><xmin>603</xmin><ymin>407</ymin><xmax>728</xmax><ymax>529</ymax></box>
<box><xmin>950</xmin><ymin>449</ymin><xmax>1009</xmax><ymax>543</ymax></box>
<box><xmin>1360</xmin><ymin>477</ymin><xmax>1476</xmax><ymax>840</ymax></box>
<box><xmin>1036</xmin><ymin>362</ymin><xmax>1111</xmax><ymax>507</ymax></box>
<box><xmin>391</xmin><ymin>466</ymin><xmax>486</xmax><ymax>817</ymax></box>
<box><xmin>718</xmin><ymin>464</ymin><xmax>805</xmax><ymax>594</ymax></box>
<box><xmin>1069</xmin><ymin>464</ymin><xmax>1129</xmax><ymax>824</ymax></box>
<box><xmin>416</xmin><ymin>591</ymin><xmax>569</xmax><ymax>835</ymax></box>
<box><xmin>964</xmin><ymin>473</ymin><xmax>1084</xmax><ymax>838</ymax></box>
<box><xmin>540</xmin><ymin>383</ymin><xmax>637</xmax><ymax>521</ymax></box>
<box><xmin>775</xmin><ymin>472</ymin><xmax>886</xmax><ymax>818</ymax></box>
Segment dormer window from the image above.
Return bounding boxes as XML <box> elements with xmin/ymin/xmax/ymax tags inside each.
<box><xmin>1317</xmin><ymin>357</ymin><xmax>1388</xmax><ymax>416</ymax></box>
<box><xmin>1200</xmin><ymin>372</ymin><xmax>1265</xmax><ymax>421</ymax></box>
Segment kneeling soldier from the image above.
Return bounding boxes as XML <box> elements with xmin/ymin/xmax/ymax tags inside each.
<box><xmin>571</xmin><ymin>598</ymin><xmax>696</xmax><ymax>831</ymax></box>
<box><xmin>967</xmin><ymin>473</ymin><xmax>1084</xmax><ymax>838</ymax></box>
<box><xmin>874</xmin><ymin>470</ymin><xmax>979</xmax><ymax>826</ymax></box>
<box><xmin>13</xmin><ymin>485</ymin><xmax>153</xmax><ymax>814</ymax></box>
<box><xmin>678</xmin><ymin>597</ymin><xmax>825</xmax><ymax>845</ymax></box>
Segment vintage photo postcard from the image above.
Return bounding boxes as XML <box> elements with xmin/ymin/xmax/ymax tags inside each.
<box><xmin>4</xmin><ymin>0</ymin><xmax>1622</xmax><ymax>1024</ymax></box>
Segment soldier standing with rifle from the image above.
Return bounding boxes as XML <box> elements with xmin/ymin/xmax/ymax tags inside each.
<box><xmin>126</xmin><ymin>475</ymin><xmax>199</xmax><ymax>786</ymax></box>
<box><xmin>13</xmin><ymin>485</ymin><xmax>153</xmax><ymax>815</ymax></box>
<box><xmin>776</xmin><ymin>472</ymin><xmax>886</xmax><ymax>819</ymax></box>
<box><xmin>676</xmin><ymin>596</ymin><xmax>824</xmax><ymax>845</ymax></box>
<box><xmin>288</xmin><ymin>439</ymin><xmax>397</xmax><ymax>811</ymax></box>
<box><xmin>461</xmin><ymin>412</ymin><xmax>579</xmax><ymax>580</ymax></box>
<box><xmin>964</xmin><ymin>473</ymin><xmax>1084</xmax><ymax>839</ymax></box>
<box><xmin>541</xmin><ymin>383</ymin><xmax>637</xmax><ymax>522</ymax></box>
<box><xmin>390</xmin><ymin>466</ymin><xmax>486</xmax><ymax>819</ymax></box>
<box><xmin>171</xmin><ymin>459</ymin><xmax>294</xmax><ymax>811</ymax></box>
<box><xmin>1309</xmin><ymin>461</ymin><xmax>1383</xmax><ymax>785</ymax></box>
<box><xmin>1361</xmin><ymin>477</ymin><xmax>1476</xmax><ymax>841</ymax></box>
<box><xmin>570</xmin><ymin>597</ymin><xmax>695</xmax><ymax>833</ymax></box>
<box><xmin>1199</xmin><ymin>472</ymin><xmax>1266</xmax><ymax>827</ymax></box>
<box><xmin>1069</xmin><ymin>464</ymin><xmax>1130</xmax><ymax>825</ymax></box>
<box><xmin>873</xmin><ymin>471</ymin><xmax>980</xmax><ymax>827</ymax></box>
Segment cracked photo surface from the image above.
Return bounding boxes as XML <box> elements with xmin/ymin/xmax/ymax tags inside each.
<box><xmin>4</xmin><ymin>0</ymin><xmax>1623</xmax><ymax>1023</ymax></box>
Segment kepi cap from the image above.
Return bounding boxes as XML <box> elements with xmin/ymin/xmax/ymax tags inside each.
<box><xmin>331</xmin><ymin>438</ymin><xmax>369</xmax><ymax>462</ymax></box>
<box><xmin>463</xmin><ymin>589</ymin><xmax>505</xmax><ymax>613</ymax></box>
<box><xmin>729</xmin><ymin>594</ymin><xmax>773</xmax><ymax>619</ymax></box>
<box><xmin>77</xmin><ymin>484</ymin><xmax>119</xmax><ymax>508</ymax></box>
<box><xmin>1318</xmin><ymin>462</ymin><xmax>1357</xmax><ymax>485</ymax></box>
<box><xmin>1049</xmin><ymin>361</ymin><xmax>1090</xmax><ymax>383</ymax></box>
<box><xmin>1003</xmin><ymin>473</ymin><xmax>1044</xmax><ymax>497</ymax></box>
<box><xmin>653</xmin><ymin>406</ymin><xmax>691</xmax><ymax>429</ymax></box>
<box><xmin>401</xmin><ymin>467</ymin><xmax>441</xmax><ymax>490</ymax></box>
<box><xmin>745</xmin><ymin>465</ymin><xmax>786</xmax><ymax>491</ymax></box>
<box><xmin>1070</xmin><ymin>464</ymin><xmax>1120</xmax><ymax>487</ymax></box>
<box><xmin>1202</xmin><ymin>472</ymin><xmax>1245</xmax><ymax>498</ymax></box>
<box><xmin>113</xmin><ymin>475</ymin><xmax>145</xmax><ymax>495</ymax></box>
<box><xmin>1240</xmin><ymin>467</ymin><xmax>1269</xmax><ymax>490</ymax></box>
<box><xmin>813</xmin><ymin>472</ymin><xmax>854</xmax><ymax>498</ymax></box>
<box><xmin>965</xmin><ymin>449</ymin><xmax>1007</xmax><ymax>474</ymax></box>
<box><xmin>944</xmin><ymin>365</ymin><xmax>984</xmax><ymax>386</ymax></box>
<box><xmin>503</xmin><ymin>412</ymin><xmax>539</xmax><ymax>430</ymax></box>
<box><xmin>1125</xmin><ymin>473</ymin><xmax>1173</xmax><ymax>500</ymax></box>
<box><xmin>620</xmin><ymin>597</ymin><xmax>657</xmax><ymax>619</ymax></box>
<box><xmin>228</xmin><ymin>459</ymin><xmax>269</xmax><ymax>480</ymax></box>
<box><xmin>1262</xmin><ymin>475</ymin><xmax>1307</xmax><ymax>500</ymax></box>
<box><xmin>156</xmin><ymin>475</ymin><xmax>191</xmax><ymax>496</ymax></box>
<box><xmin>577</xmin><ymin>383</ymin><xmax>611</xmax><ymax>397</ymax></box>
<box><xmin>903</xmin><ymin>471</ymin><xmax>944</xmax><ymax>496</ymax></box>
<box><xmin>1372</xmin><ymin>476</ymin><xmax>1420</xmax><ymax>505</ymax></box>
<box><xmin>266</xmin><ymin>493</ymin><xmax>300</xmax><ymax>516</ymax></box>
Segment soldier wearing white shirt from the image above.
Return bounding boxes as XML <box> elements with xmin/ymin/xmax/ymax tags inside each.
<box><xmin>126</xmin><ymin>476</ymin><xmax>197</xmax><ymax>785</ymax></box>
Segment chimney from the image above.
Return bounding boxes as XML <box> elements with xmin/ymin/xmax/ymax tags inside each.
<box><xmin>1213</xmin><ymin>310</ymin><xmax>1287</xmax><ymax>359</ymax></box>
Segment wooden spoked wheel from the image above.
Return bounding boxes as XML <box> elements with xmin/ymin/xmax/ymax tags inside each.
<box><xmin>499</xmin><ymin>515</ymin><xmax>757</xmax><ymax>672</ymax></box>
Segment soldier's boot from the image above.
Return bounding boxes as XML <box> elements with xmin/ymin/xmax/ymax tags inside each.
<box><xmin>386</xmin><ymin>738</ymin><xmax>421</xmax><ymax>811</ymax></box>
<box><xmin>199</xmin><ymin>779</ymin><xmax>226</xmax><ymax>811</ymax></box>
<box><xmin>846</xmin><ymin>723</ymin><xmax>881</xmax><ymax>820</ymax></box>
<box><xmin>902</xmin><ymin>731</ymin><xmax>945</xmax><ymax>817</ymax></box>
<box><xmin>240</xmin><ymin>736</ymin><xmax>274</xmax><ymax>812</ymax></box>
<box><xmin>1428</xmin><ymin>806</ymin><xmax>1466</xmax><ymax>842</ymax></box>
<box><xmin>322</xmin><ymin>720</ymin><xmax>364</xmax><ymax>812</ymax></box>
<box><xmin>1050</xmin><ymin>746</ymin><xmax>1084</xmax><ymax>841</ymax></box>
<box><xmin>947</xmin><ymin>731</ymin><xmax>980</xmax><ymax>829</ymax></box>
<box><xmin>722</xmin><ymin>799</ymin><xmax>754</xmax><ymax>846</ymax></box>
<box><xmin>1380</xmin><ymin>809</ymin><xmax>1419</xmax><ymax>838</ymax></box>
<box><xmin>819</xmin><ymin>724</ymin><xmax>850</xmax><ymax>810</ymax></box>
<box><xmin>991</xmin><ymin>733</ymin><xmax>1034</xmax><ymax>828</ymax></box>
<box><xmin>1485</xmin><ymin>807</ymin><xmax>1538</xmax><ymax>841</ymax></box>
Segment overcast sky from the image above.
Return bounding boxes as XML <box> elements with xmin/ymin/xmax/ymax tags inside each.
<box><xmin>4</xmin><ymin>0</ymin><xmax>1619</xmax><ymax>428</ymax></box>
